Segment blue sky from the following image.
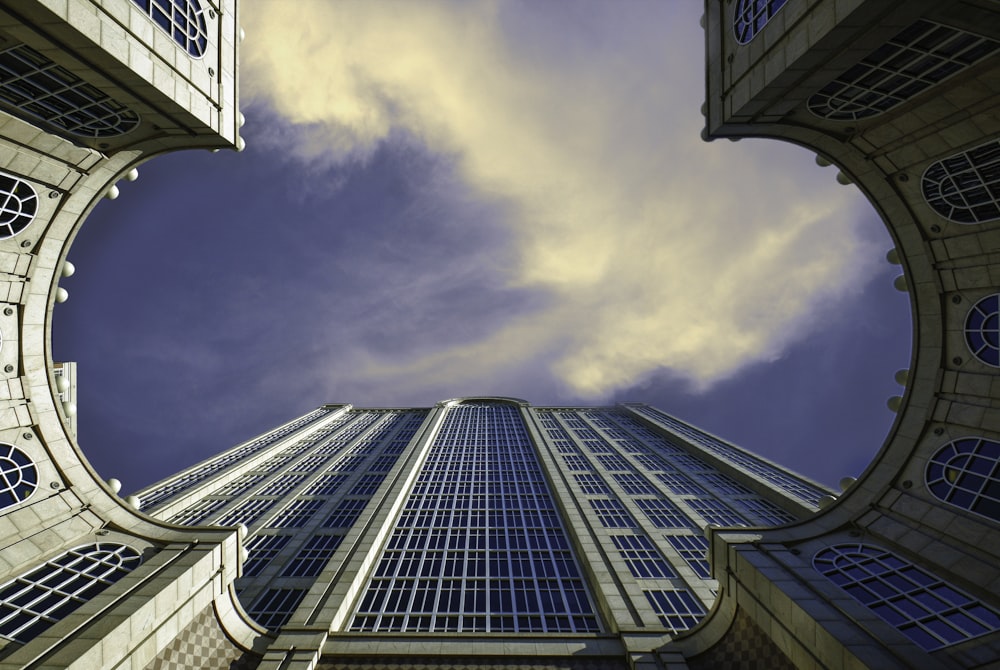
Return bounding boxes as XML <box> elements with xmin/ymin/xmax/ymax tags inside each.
<box><xmin>52</xmin><ymin>1</ymin><xmax>911</xmax><ymax>494</ymax></box>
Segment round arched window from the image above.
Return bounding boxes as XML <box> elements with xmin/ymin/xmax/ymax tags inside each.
<box><xmin>964</xmin><ymin>294</ymin><xmax>1000</xmax><ymax>367</ymax></box>
<box><xmin>814</xmin><ymin>542</ymin><xmax>1000</xmax><ymax>650</ymax></box>
<box><xmin>922</xmin><ymin>140</ymin><xmax>1000</xmax><ymax>224</ymax></box>
<box><xmin>926</xmin><ymin>437</ymin><xmax>1000</xmax><ymax>523</ymax></box>
<box><xmin>0</xmin><ymin>443</ymin><xmax>37</xmax><ymax>510</ymax></box>
<box><xmin>0</xmin><ymin>173</ymin><xmax>38</xmax><ymax>239</ymax></box>
<box><xmin>733</xmin><ymin>0</ymin><xmax>788</xmax><ymax>45</ymax></box>
<box><xmin>0</xmin><ymin>543</ymin><xmax>142</xmax><ymax>643</ymax></box>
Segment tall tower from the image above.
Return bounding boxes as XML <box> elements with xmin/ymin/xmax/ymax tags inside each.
<box><xmin>132</xmin><ymin>398</ymin><xmax>828</xmax><ymax>668</ymax></box>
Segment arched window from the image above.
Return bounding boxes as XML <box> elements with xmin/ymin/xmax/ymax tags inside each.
<box><xmin>733</xmin><ymin>0</ymin><xmax>788</xmax><ymax>45</ymax></box>
<box><xmin>964</xmin><ymin>294</ymin><xmax>1000</xmax><ymax>367</ymax></box>
<box><xmin>0</xmin><ymin>44</ymin><xmax>140</xmax><ymax>138</ymax></box>
<box><xmin>808</xmin><ymin>20</ymin><xmax>1000</xmax><ymax>121</ymax></box>
<box><xmin>0</xmin><ymin>443</ymin><xmax>37</xmax><ymax>510</ymax></box>
<box><xmin>130</xmin><ymin>0</ymin><xmax>209</xmax><ymax>59</ymax></box>
<box><xmin>922</xmin><ymin>140</ymin><xmax>1000</xmax><ymax>224</ymax></box>
<box><xmin>926</xmin><ymin>437</ymin><xmax>1000</xmax><ymax>522</ymax></box>
<box><xmin>813</xmin><ymin>543</ymin><xmax>1000</xmax><ymax>650</ymax></box>
<box><xmin>0</xmin><ymin>172</ymin><xmax>38</xmax><ymax>239</ymax></box>
<box><xmin>0</xmin><ymin>543</ymin><xmax>142</xmax><ymax>643</ymax></box>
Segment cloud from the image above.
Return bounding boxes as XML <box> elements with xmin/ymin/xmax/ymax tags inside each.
<box><xmin>241</xmin><ymin>0</ymin><xmax>880</xmax><ymax>399</ymax></box>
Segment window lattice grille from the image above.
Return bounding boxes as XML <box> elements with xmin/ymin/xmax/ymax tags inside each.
<box><xmin>0</xmin><ymin>172</ymin><xmax>38</xmax><ymax>239</ymax></box>
<box><xmin>0</xmin><ymin>442</ymin><xmax>37</xmax><ymax>510</ymax></box>
<box><xmin>964</xmin><ymin>294</ymin><xmax>1000</xmax><ymax>367</ymax></box>
<box><xmin>733</xmin><ymin>0</ymin><xmax>788</xmax><ymax>45</ymax></box>
<box><xmin>0</xmin><ymin>543</ymin><xmax>142</xmax><ymax>643</ymax></box>
<box><xmin>0</xmin><ymin>44</ymin><xmax>140</xmax><ymax>138</ymax></box>
<box><xmin>926</xmin><ymin>437</ymin><xmax>1000</xmax><ymax>522</ymax></box>
<box><xmin>808</xmin><ymin>20</ymin><xmax>1000</xmax><ymax>121</ymax></box>
<box><xmin>922</xmin><ymin>139</ymin><xmax>1000</xmax><ymax>224</ymax></box>
<box><xmin>130</xmin><ymin>0</ymin><xmax>209</xmax><ymax>58</ymax></box>
<box><xmin>814</xmin><ymin>543</ymin><xmax>1000</xmax><ymax>650</ymax></box>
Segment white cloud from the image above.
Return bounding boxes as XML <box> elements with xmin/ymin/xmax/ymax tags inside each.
<box><xmin>242</xmin><ymin>0</ymin><xmax>879</xmax><ymax>399</ymax></box>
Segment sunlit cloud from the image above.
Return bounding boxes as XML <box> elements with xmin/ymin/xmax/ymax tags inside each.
<box><xmin>242</xmin><ymin>0</ymin><xmax>879</xmax><ymax>399</ymax></box>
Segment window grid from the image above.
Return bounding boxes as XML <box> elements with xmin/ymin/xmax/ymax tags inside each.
<box><xmin>216</xmin><ymin>498</ymin><xmax>276</xmax><ymax>526</ymax></box>
<box><xmin>281</xmin><ymin>535</ymin><xmax>344</xmax><ymax>577</ymax></box>
<box><xmin>733</xmin><ymin>0</ymin><xmax>788</xmax><ymax>45</ymax></box>
<box><xmin>257</xmin><ymin>474</ymin><xmax>306</xmax><ymax>496</ymax></box>
<box><xmin>167</xmin><ymin>498</ymin><xmax>227</xmax><ymax>525</ymax></box>
<box><xmin>302</xmin><ymin>474</ymin><xmax>348</xmax><ymax>496</ymax></box>
<box><xmin>808</xmin><ymin>20</ymin><xmax>1000</xmax><ymax>121</ymax></box>
<box><xmin>634</xmin><ymin>498</ymin><xmax>694</xmax><ymax>529</ymax></box>
<box><xmin>654</xmin><ymin>472</ymin><xmax>708</xmax><ymax>497</ymax></box>
<box><xmin>246</xmin><ymin>588</ymin><xmax>306</xmax><ymax>629</ymax></box>
<box><xmin>324</xmin><ymin>498</ymin><xmax>369</xmax><ymax>528</ymax></box>
<box><xmin>266</xmin><ymin>499</ymin><xmax>325</xmax><ymax>529</ymax></box>
<box><xmin>814</xmin><ymin>543</ymin><xmax>1000</xmax><ymax>650</ymax></box>
<box><xmin>573</xmin><ymin>473</ymin><xmax>611</xmax><ymax>496</ymax></box>
<box><xmin>612</xmin><ymin>473</ymin><xmax>658</xmax><ymax>496</ymax></box>
<box><xmin>350</xmin><ymin>474</ymin><xmax>386</xmax><ymax>496</ymax></box>
<box><xmin>241</xmin><ymin>535</ymin><xmax>291</xmax><ymax>578</ymax></box>
<box><xmin>0</xmin><ymin>44</ymin><xmax>140</xmax><ymax>138</ymax></box>
<box><xmin>627</xmin><ymin>405</ymin><xmax>826</xmax><ymax>504</ymax></box>
<box><xmin>643</xmin><ymin>589</ymin><xmax>706</xmax><ymax>633</ymax></box>
<box><xmin>685</xmin><ymin>499</ymin><xmax>749</xmax><ymax>528</ymax></box>
<box><xmin>0</xmin><ymin>543</ymin><xmax>142</xmax><ymax>643</ymax></box>
<box><xmin>350</xmin><ymin>404</ymin><xmax>601</xmax><ymax>634</ymax></box>
<box><xmin>964</xmin><ymin>294</ymin><xmax>1000</xmax><ymax>367</ymax></box>
<box><xmin>140</xmin><ymin>407</ymin><xmax>332</xmax><ymax>508</ymax></box>
<box><xmin>589</xmin><ymin>498</ymin><xmax>638</xmax><ymax>529</ymax></box>
<box><xmin>0</xmin><ymin>442</ymin><xmax>37</xmax><ymax>510</ymax></box>
<box><xmin>130</xmin><ymin>0</ymin><xmax>209</xmax><ymax>58</ymax></box>
<box><xmin>611</xmin><ymin>535</ymin><xmax>675</xmax><ymax>579</ymax></box>
<box><xmin>696</xmin><ymin>472</ymin><xmax>752</xmax><ymax>495</ymax></box>
<box><xmin>922</xmin><ymin>139</ymin><xmax>1000</xmax><ymax>224</ymax></box>
<box><xmin>666</xmin><ymin>535</ymin><xmax>712</xmax><ymax>580</ymax></box>
<box><xmin>0</xmin><ymin>172</ymin><xmax>38</xmax><ymax>239</ymax></box>
<box><xmin>734</xmin><ymin>498</ymin><xmax>798</xmax><ymax>525</ymax></box>
<box><xmin>926</xmin><ymin>437</ymin><xmax>1000</xmax><ymax>522</ymax></box>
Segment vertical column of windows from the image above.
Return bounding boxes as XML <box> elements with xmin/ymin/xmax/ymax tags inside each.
<box><xmin>139</xmin><ymin>407</ymin><xmax>335</xmax><ymax>508</ymax></box>
<box><xmin>235</xmin><ymin>411</ymin><xmax>427</xmax><ymax>614</ymax></box>
<box><xmin>539</xmin><ymin>409</ymin><xmax>711</xmax><ymax>633</ymax></box>
<box><xmin>620</xmin><ymin>405</ymin><xmax>825</xmax><ymax>506</ymax></box>
<box><xmin>350</xmin><ymin>404</ymin><xmax>600</xmax><ymax>634</ymax></box>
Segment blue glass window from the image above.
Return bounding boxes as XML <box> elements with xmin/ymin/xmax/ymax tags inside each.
<box><xmin>0</xmin><ymin>172</ymin><xmax>38</xmax><ymax>239</ymax></box>
<box><xmin>643</xmin><ymin>589</ymin><xmax>705</xmax><ymax>632</ymax></box>
<box><xmin>0</xmin><ymin>543</ymin><xmax>142</xmax><ymax>643</ymax></box>
<box><xmin>808</xmin><ymin>21</ymin><xmax>1000</xmax><ymax>121</ymax></box>
<box><xmin>350</xmin><ymin>404</ymin><xmax>601</xmax><ymax>633</ymax></box>
<box><xmin>130</xmin><ymin>0</ymin><xmax>209</xmax><ymax>58</ymax></box>
<box><xmin>0</xmin><ymin>44</ymin><xmax>140</xmax><ymax>138</ymax></box>
<box><xmin>246</xmin><ymin>588</ymin><xmax>306</xmax><ymax>629</ymax></box>
<box><xmin>814</xmin><ymin>543</ymin><xmax>1000</xmax><ymax>650</ymax></box>
<box><xmin>242</xmin><ymin>535</ymin><xmax>291</xmax><ymax>578</ymax></box>
<box><xmin>965</xmin><ymin>294</ymin><xmax>1000</xmax><ymax>367</ymax></box>
<box><xmin>0</xmin><ymin>443</ymin><xmax>37</xmax><ymax>510</ymax></box>
<box><xmin>733</xmin><ymin>0</ymin><xmax>788</xmax><ymax>45</ymax></box>
<box><xmin>666</xmin><ymin>535</ymin><xmax>712</xmax><ymax>579</ymax></box>
<box><xmin>923</xmin><ymin>140</ymin><xmax>1000</xmax><ymax>224</ymax></box>
<box><xmin>926</xmin><ymin>437</ymin><xmax>1000</xmax><ymax>522</ymax></box>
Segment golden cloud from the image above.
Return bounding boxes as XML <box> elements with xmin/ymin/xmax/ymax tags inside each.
<box><xmin>242</xmin><ymin>1</ymin><xmax>879</xmax><ymax>399</ymax></box>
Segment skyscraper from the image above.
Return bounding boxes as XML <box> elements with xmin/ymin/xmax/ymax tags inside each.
<box><xmin>0</xmin><ymin>0</ymin><xmax>999</xmax><ymax>668</ymax></box>
<box><xmin>133</xmin><ymin>398</ymin><xmax>826</xmax><ymax>662</ymax></box>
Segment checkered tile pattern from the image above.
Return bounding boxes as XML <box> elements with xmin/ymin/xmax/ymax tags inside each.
<box><xmin>686</xmin><ymin>608</ymin><xmax>794</xmax><ymax>670</ymax></box>
<box><xmin>145</xmin><ymin>606</ymin><xmax>260</xmax><ymax>670</ymax></box>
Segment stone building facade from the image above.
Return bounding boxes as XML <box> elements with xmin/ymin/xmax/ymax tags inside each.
<box><xmin>0</xmin><ymin>0</ymin><xmax>996</xmax><ymax>668</ymax></box>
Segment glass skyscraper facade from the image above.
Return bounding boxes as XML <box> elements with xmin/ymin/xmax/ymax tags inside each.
<box><xmin>136</xmin><ymin>398</ymin><xmax>828</xmax><ymax>638</ymax></box>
